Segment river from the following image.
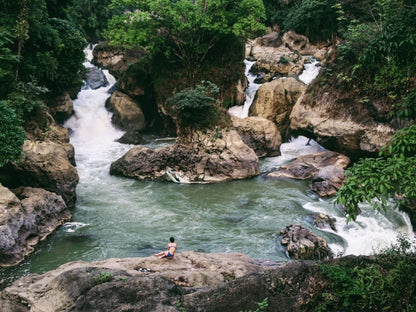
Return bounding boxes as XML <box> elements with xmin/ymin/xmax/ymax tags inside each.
<box><xmin>1</xmin><ymin>48</ymin><xmax>413</xmax><ymax>285</ymax></box>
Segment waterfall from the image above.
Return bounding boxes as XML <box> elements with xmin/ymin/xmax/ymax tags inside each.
<box><xmin>298</xmin><ymin>56</ymin><xmax>321</xmax><ymax>85</ymax></box>
<box><xmin>228</xmin><ymin>60</ymin><xmax>262</xmax><ymax>118</ymax></box>
<box><xmin>2</xmin><ymin>47</ymin><xmax>413</xmax><ymax>285</ymax></box>
<box><xmin>229</xmin><ymin>56</ymin><xmax>321</xmax><ymax>119</ymax></box>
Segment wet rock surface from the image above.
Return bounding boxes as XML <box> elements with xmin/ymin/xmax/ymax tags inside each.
<box><xmin>106</xmin><ymin>90</ymin><xmax>146</xmax><ymax>132</ymax></box>
<box><xmin>0</xmin><ymin>184</ymin><xmax>70</xmax><ymax>267</ymax></box>
<box><xmin>85</xmin><ymin>67</ymin><xmax>109</xmax><ymax>90</ymax></box>
<box><xmin>280</xmin><ymin>224</ymin><xmax>332</xmax><ymax>260</ymax></box>
<box><xmin>266</xmin><ymin>151</ymin><xmax>350</xmax><ymax>197</ymax></box>
<box><xmin>110</xmin><ymin>128</ymin><xmax>260</xmax><ymax>183</ymax></box>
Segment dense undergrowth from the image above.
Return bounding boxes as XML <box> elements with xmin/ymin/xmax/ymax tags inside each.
<box><xmin>304</xmin><ymin>236</ymin><xmax>416</xmax><ymax>311</ymax></box>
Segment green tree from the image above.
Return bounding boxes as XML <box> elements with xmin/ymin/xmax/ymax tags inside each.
<box><xmin>337</xmin><ymin>124</ymin><xmax>416</xmax><ymax>221</ymax></box>
<box><xmin>165</xmin><ymin>81</ymin><xmax>223</xmax><ymax>129</ymax></box>
<box><xmin>0</xmin><ymin>101</ymin><xmax>25</xmax><ymax>167</ymax></box>
<box><xmin>336</xmin><ymin>0</ymin><xmax>416</xmax><ymax>103</ymax></box>
<box><xmin>0</xmin><ymin>29</ymin><xmax>19</xmax><ymax>98</ymax></box>
<box><xmin>106</xmin><ymin>0</ymin><xmax>266</xmax><ymax>74</ymax></box>
<box><xmin>282</xmin><ymin>0</ymin><xmax>341</xmax><ymax>42</ymax></box>
<box><xmin>65</xmin><ymin>0</ymin><xmax>120</xmax><ymax>42</ymax></box>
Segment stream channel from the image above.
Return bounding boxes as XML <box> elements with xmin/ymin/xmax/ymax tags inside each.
<box><xmin>1</xmin><ymin>48</ymin><xmax>414</xmax><ymax>285</ymax></box>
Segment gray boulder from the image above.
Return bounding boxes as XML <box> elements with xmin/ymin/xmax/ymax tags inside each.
<box><xmin>0</xmin><ymin>184</ymin><xmax>69</xmax><ymax>267</ymax></box>
<box><xmin>85</xmin><ymin>67</ymin><xmax>109</xmax><ymax>90</ymax></box>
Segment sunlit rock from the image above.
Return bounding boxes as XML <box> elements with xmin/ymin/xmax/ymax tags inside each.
<box><xmin>250</xmin><ymin>77</ymin><xmax>306</xmax><ymax>137</ymax></box>
<box><xmin>1</xmin><ymin>140</ymin><xmax>79</xmax><ymax>208</ymax></box>
<box><xmin>110</xmin><ymin>128</ymin><xmax>259</xmax><ymax>183</ymax></box>
<box><xmin>231</xmin><ymin>116</ymin><xmax>282</xmax><ymax>157</ymax></box>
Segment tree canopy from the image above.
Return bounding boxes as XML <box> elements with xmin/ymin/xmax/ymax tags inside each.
<box><xmin>105</xmin><ymin>0</ymin><xmax>266</xmax><ymax>71</ymax></box>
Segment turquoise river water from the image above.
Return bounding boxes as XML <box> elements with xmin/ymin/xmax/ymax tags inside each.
<box><xmin>1</xmin><ymin>48</ymin><xmax>413</xmax><ymax>286</ymax></box>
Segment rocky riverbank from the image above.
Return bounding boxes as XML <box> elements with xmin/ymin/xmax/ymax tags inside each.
<box><xmin>0</xmin><ymin>251</ymin><xmax>324</xmax><ymax>312</ymax></box>
<box><xmin>2</xmin><ymin>251</ymin><xmax>410</xmax><ymax>312</ymax></box>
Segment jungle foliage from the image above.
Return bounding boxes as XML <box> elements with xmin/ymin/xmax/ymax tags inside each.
<box><xmin>333</xmin><ymin>0</ymin><xmax>416</xmax><ymax>221</ymax></box>
<box><xmin>105</xmin><ymin>0</ymin><xmax>267</xmax><ymax>74</ymax></box>
<box><xmin>0</xmin><ymin>0</ymin><xmax>91</xmax><ymax>167</ymax></box>
<box><xmin>304</xmin><ymin>236</ymin><xmax>416</xmax><ymax>311</ymax></box>
<box><xmin>165</xmin><ymin>81</ymin><xmax>224</xmax><ymax>130</ymax></box>
<box><xmin>0</xmin><ymin>101</ymin><xmax>26</xmax><ymax>167</ymax></box>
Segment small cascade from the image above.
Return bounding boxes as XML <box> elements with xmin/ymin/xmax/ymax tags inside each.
<box><xmin>228</xmin><ymin>60</ymin><xmax>262</xmax><ymax>118</ymax></box>
<box><xmin>261</xmin><ymin>136</ymin><xmax>414</xmax><ymax>256</ymax></box>
<box><xmin>298</xmin><ymin>56</ymin><xmax>321</xmax><ymax>85</ymax></box>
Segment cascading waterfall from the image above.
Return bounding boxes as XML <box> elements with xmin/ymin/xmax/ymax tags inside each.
<box><xmin>228</xmin><ymin>60</ymin><xmax>261</xmax><ymax>118</ymax></box>
<box><xmin>229</xmin><ymin>56</ymin><xmax>321</xmax><ymax>117</ymax></box>
<box><xmin>298</xmin><ymin>56</ymin><xmax>321</xmax><ymax>85</ymax></box>
<box><xmin>1</xmin><ymin>47</ymin><xmax>413</xmax><ymax>283</ymax></box>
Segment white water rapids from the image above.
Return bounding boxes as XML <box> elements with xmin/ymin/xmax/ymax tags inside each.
<box><xmin>1</xmin><ymin>47</ymin><xmax>413</xmax><ymax>283</ymax></box>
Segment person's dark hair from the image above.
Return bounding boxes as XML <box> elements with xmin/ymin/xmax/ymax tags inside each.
<box><xmin>170</xmin><ymin>237</ymin><xmax>175</xmax><ymax>242</ymax></box>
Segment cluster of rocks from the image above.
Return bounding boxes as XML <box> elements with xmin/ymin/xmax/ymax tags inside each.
<box><xmin>247</xmin><ymin>31</ymin><xmax>330</xmax><ymax>83</ymax></box>
<box><xmin>280</xmin><ymin>224</ymin><xmax>332</xmax><ymax>260</ymax></box>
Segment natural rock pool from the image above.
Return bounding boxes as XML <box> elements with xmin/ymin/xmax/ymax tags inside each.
<box><xmin>1</xmin><ymin>50</ymin><xmax>412</xmax><ymax>286</ymax></box>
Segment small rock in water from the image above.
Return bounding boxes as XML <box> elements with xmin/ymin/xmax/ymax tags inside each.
<box><xmin>313</xmin><ymin>213</ymin><xmax>337</xmax><ymax>232</ymax></box>
<box><xmin>280</xmin><ymin>224</ymin><xmax>332</xmax><ymax>260</ymax></box>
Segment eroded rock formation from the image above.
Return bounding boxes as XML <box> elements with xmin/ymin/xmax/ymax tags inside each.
<box><xmin>0</xmin><ymin>184</ymin><xmax>70</xmax><ymax>267</ymax></box>
<box><xmin>290</xmin><ymin>92</ymin><xmax>397</xmax><ymax>159</ymax></box>
<box><xmin>267</xmin><ymin>151</ymin><xmax>350</xmax><ymax>197</ymax></box>
<box><xmin>0</xmin><ymin>252</ymin><xmax>322</xmax><ymax>312</ymax></box>
<box><xmin>110</xmin><ymin>128</ymin><xmax>259</xmax><ymax>183</ymax></box>
<box><xmin>0</xmin><ymin>140</ymin><xmax>79</xmax><ymax>208</ymax></box>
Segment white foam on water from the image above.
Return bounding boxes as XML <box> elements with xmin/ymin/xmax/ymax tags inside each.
<box><xmin>303</xmin><ymin>201</ymin><xmax>414</xmax><ymax>256</ymax></box>
<box><xmin>299</xmin><ymin>56</ymin><xmax>321</xmax><ymax>85</ymax></box>
<box><xmin>261</xmin><ymin>136</ymin><xmax>326</xmax><ymax>172</ymax></box>
<box><xmin>228</xmin><ymin>60</ymin><xmax>262</xmax><ymax>118</ymax></box>
<box><xmin>63</xmin><ymin>222</ymin><xmax>90</xmax><ymax>233</ymax></box>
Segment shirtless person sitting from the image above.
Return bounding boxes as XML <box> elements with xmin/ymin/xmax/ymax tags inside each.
<box><xmin>154</xmin><ymin>237</ymin><xmax>177</xmax><ymax>259</ymax></box>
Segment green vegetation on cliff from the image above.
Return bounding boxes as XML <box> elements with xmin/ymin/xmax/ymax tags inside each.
<box><xmin>332</xmin><ymin>1</ymin><xmax>416</xmax><ymax>221</ymax></box>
